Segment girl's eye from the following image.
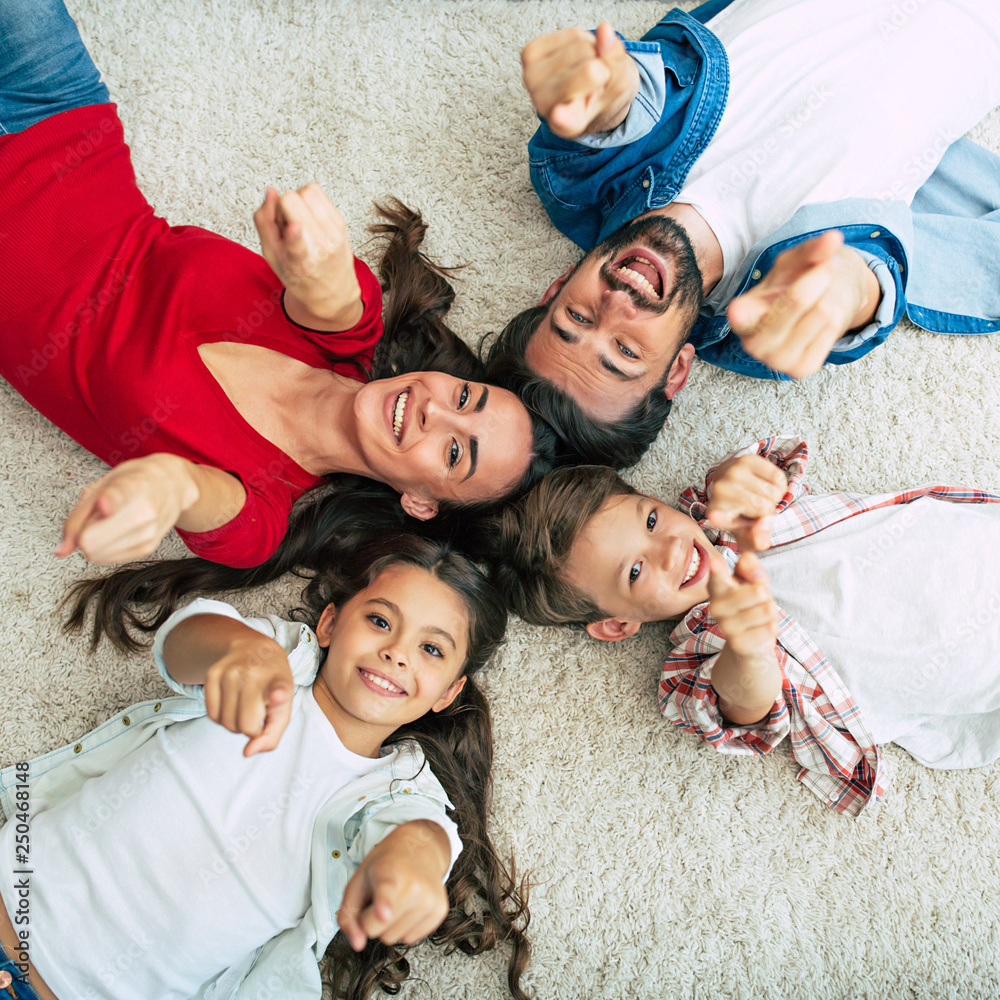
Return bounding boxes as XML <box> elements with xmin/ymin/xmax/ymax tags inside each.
<box><xmin>618</xmin><ymin>342</ymin><xmax>638</xmax><ymax>359</ymax></box>
<box><xmin>420</xmin><ymin>642</ymin><xmax>444</xmax><ymax>658</ymax></box>
<box><xmin>449</xmin><ymin>440</ymin><xmax>460</xmax><ymax>469</ymax></box>
<box><xmin>567</xmin><ymin>309</ymin><xmax>588</xmax><ymax>324</ymax></box>
<box><xmin>459</xmin><ymin>383</ymin><xmax>470</xmax><ymax>409</ymax></box>
<box><xmin>367</xmin><ymin>614</ymin><xmax>390</xmax><ymax>630</ymax></box>
<box><xmin>647</xmin><ymin>509</ymin><xmax>657</xmax><ymax>531</ymax></box>
<box><xmin>629</xmin><ymin>562</ymin><xmax>641</xmax><ymax>585</ymax></box>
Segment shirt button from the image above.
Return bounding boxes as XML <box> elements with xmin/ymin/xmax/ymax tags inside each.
<box><xmin>641</xmin><ymin>178</ymin><xmax>650</xmax><ymax>189</ymax></box>
<box><xmin>403</xmin><ymin>788</ymin><xmax>412</xmax><ymax>794</ymax></box>
<box><xmin>154</xmin><ymin>702</ymin><xmax>161</xmax><ymax>712</ymax></box>
<box><xmin>331</xmin><ymin>850</ymin><xmax>341</xmax><ymax>859</ymax></box>
<box><xmin>73</xmin><ymin>744</ymin><xmax>83</xmax><ymax>754</ymax></box>
<box><xmin>306</xmin><ymin>633</ymin><xmax>312</xmax><ymax>643</ymax></box>
<box><xmin>870</xmin><ymin>230</ymin><xmax>881</xmax><ymax>238</ymax></box>
<box><xmin>357</xmin><ymin>795</ymin><xmax>366</xmax><ymax>801</ymax></box>
<box><xmin>122</xmin><ymin>716</ymin><xmax>131</xmax><ymax>726</ymax></box>
<box><xmin>751</xmin><ymin>269</ymin><xmax>762</xmax><ymax>280</ymax></box>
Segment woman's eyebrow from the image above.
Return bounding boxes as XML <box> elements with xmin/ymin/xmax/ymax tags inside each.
<box><xmin>461</xmin><ymin>437</ymin><xmax>479</xmax><ymax>482</ymax></box>
<box><xmin>474</xmin><ymin>385</ymin><xmax>489</xmax><ymax>412</ymax></box>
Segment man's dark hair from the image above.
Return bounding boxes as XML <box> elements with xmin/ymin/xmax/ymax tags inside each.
<box><xmin>481</xmin><ymin>301</ymin><xmax>676</xmax><ymax>470</ymax></box>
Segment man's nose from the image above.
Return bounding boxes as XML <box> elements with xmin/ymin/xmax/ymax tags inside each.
<box><xmin>602</xmin><ymin>285</ymin><xmax>639</xmax><ymax>319</ymax></box>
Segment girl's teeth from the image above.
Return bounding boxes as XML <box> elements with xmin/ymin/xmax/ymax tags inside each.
<box><xmin>392</xmin><ymin>390</ymin><xmax>409</xmax><ymax>441</ymax></box>
<box><xmin>361</xmin><ymin>669</ymin><xmax>402</xmax><ymax>693</ymax></box>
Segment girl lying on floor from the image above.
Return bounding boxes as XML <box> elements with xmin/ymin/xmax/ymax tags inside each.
<box><xmin>0</xmin><ymin>536</ymin><xmax>530</xmax><ymax>999</ymax></box>
<box><xmin>494</xmin><ymin>436</ymin><xmax>1000</xmax><ymax>814</ymax></box>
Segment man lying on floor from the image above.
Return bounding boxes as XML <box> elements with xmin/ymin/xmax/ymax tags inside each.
<box><xmin>484</xmin><ymin>0</ymin><xmax>1000</xmax><ymax>465</ymax></box>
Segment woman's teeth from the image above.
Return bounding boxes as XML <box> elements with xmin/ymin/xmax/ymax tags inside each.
<box><xmin>682</xmin><ymin>547</ymin><xmax>701</xmax><ymax>585</ymax></box>
<box><xmin>360</xmin><ymin>668</ymin><xmax>403</xmax><ymax>694</ymax></box>
<box><xmin>392</xmin><ymin>389</ymin><xmax>409</xmax><ymax>443</ymax></box>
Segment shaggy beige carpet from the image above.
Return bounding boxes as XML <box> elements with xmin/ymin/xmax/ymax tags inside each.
<box><xmin>1</xmin><ymin>2</ymin><xmax>999</xmax><ymax>997</ymax></box>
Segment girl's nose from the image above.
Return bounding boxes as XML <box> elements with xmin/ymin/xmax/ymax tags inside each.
<box><xmin>380</xmin><ymin>643</ymin><xmax>408</xmax><ymax>668</ymax></box>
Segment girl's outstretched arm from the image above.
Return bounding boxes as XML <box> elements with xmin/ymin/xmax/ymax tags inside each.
<box><xmin>337</xmin><ymin>820</ymin><xmax>451</xmax><ymax>952</ymax></box>
<box><xmin>56</xmin><ymin>453</ymin><xmax>247</xmax><ymax>564</ymax></box>
<box><xmin>161</xmin><ymin>612</ymin><xmax>295</xmax><ymax>756</ymax></box>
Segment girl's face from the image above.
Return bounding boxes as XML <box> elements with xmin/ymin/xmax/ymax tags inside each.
<box><xmin>353</xmin><ymin>372</ymin><xmax>534</xmax><ymax>519</ymax></box>
<box><xmin>563</xmin><ymin>492</ymin><xmax>714</xmax><ymax>637</ymax></box>
<box><xmin>314</xmin><ymin>563</ymin><xmax>470</xmax><ymax>755</ymax></box>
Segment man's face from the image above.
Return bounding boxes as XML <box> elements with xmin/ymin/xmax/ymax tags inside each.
<box><xmin>524</xmin><ymin>217</ymin><xmax>703</xmax><ymax>422</ymax></box>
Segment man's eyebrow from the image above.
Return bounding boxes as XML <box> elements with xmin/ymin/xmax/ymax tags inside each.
<box><xmin>551</xmin><ymin>320</ymin><xmax>579</xmax><ymax>345</ymax></box>
<box><xmin>474</xmin><ymin>385</ymin><xmax>489</xmax><ymax>413</ymax></box>
<box><xmin>461</xmin><ymin>436</ymin><xmax>479</xmax><ymax>482</ymax></box>
<box><xmin>599</xmin><ymin>355</ymin><xmax>642</xmax><ymax>381</ymax></box>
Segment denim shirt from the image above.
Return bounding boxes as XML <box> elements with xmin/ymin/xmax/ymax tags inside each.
<box><xmin>527</xmin><ymin>2</ymin><xmax>1000</xmax><ymax>379</ymax></box>
<box><xmin>0</xmin><ymin>599</ymin><xmax>462</xmax><ymax>1000</ymax></box>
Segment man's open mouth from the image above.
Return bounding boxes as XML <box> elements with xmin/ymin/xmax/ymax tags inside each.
<box><xmin>610</xmin><ymin>249</ymin><xmax>665</xmax><ymax>302</ymax></box>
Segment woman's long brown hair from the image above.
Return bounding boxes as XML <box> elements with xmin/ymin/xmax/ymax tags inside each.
<box><xmin>298</xmin><ymin>537</ymin><xmax>531</xmax><ymax>998</ymax></box>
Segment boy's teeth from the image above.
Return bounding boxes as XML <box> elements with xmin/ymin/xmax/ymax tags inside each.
<box><xmin>682</xmin><ymin>548</ymin><xmax>701</xmax><ymax>584</ymax></box>
<box><xmin>361</xmin><ymin>668</ymin><xmax>402</xmax><ymax>693</ymax></box>
<box><xmin>392</xmin><ymin>389</ymin><xmax>409</xmax><ymax>441</ymax></box>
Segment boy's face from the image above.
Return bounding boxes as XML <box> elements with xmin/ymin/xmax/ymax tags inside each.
<box><xmin>564</xmin><ymin>492</ymin><xmax>714</xmax><ymax>639</ymax></box>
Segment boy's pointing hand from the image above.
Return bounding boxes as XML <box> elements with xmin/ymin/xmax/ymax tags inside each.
<box><xmin>522</xmin><ymin>22</ymin><xmax>640</xmax><ymax>139</ymax></box>
<box><xmin>706</xmin><ymin>454</ymin><xmax>787</xmax><ymax>553</ymax></box>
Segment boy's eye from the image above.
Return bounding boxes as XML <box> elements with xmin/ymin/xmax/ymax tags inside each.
<box><xmin>459</xmin><ymin>383</ymin><xmax>470</xmax><ymax>409</ymax></box>
<box><xmin>448</xmin><ymin>440</ymin><xmax>460</xmax><ymax>469</ymax></box>
<box><xmin>567</xmin><ymin>309</ymin><xmax>588</xmax><ymax>324</ymax></box>
<box><xmin>618</xmin><ymin>342</ymin><xmax>638</xmax><ymax>359</ymax></box>
<box><xmin>367</xmin><ymin>614</ymin><xmax>390</xmax><ymax>630</ymax></box>
<box><xmin>629</xmin><ymin>561</ymin><xmax>642</xmax><ymax>585</ymax></box>
<box><xmin>646</xmin><ymin>509</ymin><xmax>657</xmax><ymax>531</ymax></box>
<box><xmin>420</xmin><ymin>642</ymin><xmax>444</xmax><ymax>658</ymax></box>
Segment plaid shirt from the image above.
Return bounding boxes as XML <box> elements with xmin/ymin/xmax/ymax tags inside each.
<box><xmin>659</xmin><ymin>437</ymin><xmax>1000</xmax><ymax>816</ymax></box>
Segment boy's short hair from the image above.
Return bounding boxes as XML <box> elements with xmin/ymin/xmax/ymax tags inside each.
<box><xmin>494</xmin><ymin>465</ymin><xmax>638</xmax><ymax>627</ymax></box>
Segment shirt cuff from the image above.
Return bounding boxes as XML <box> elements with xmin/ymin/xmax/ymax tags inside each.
<box><xmin>571</xmin><ymin>46</ymin><xmax>666</xmax><ymax>149</ymax></box>
<box><xmin>827</xmin><ymin>249</ymin><xmax>898</xmax><ymax>354</ymax></box>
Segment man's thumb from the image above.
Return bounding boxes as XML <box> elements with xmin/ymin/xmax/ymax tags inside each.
<box><xmin>594</xmin><ymin>21</ymin><xmax>623</xmax><ymax>59</ymax></box>
<box><xmin>727</xmin><ymin>291</ymin><xmax>768</xmax><ymax>334</ymax></box>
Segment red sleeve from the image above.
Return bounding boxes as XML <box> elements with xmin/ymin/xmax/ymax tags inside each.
<box><xmin>174</xmin><ymin>483</ymin><xmax>292</xmax><ymax>569</ymax></box>
<box><xmin>281</xmin><ymin>258</ymin><xmax>384</xmax><ymax>380</ymax></box>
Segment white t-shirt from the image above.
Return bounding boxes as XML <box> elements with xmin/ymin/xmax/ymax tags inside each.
<box><xmin>7</xmin><ymin>685</ymin><xmax>380</xmax><ymax>1000</ymax></box>
<box><xmin>677</xmin><ymin>0</ymin><xmax>1000</xmax><ymax>291</ymax></box>
<box><xmin>761</xmin><ymin>500</ymin><xmax>1000</xmax><ymax>768</ymax></box>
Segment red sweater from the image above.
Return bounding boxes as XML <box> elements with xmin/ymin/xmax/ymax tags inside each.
<box><xmin>0</xmin><ymin>104</ymin><xmax>383</xmax><ymax>568</ymax></box>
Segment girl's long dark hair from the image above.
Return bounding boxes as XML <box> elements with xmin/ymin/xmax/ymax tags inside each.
<box><xmin>302</xmin><ymin>536</ymin><xmax>531</xmax><ymax>998</ymax></box>
<box><xmin>63</xmin><ymin>200</ymin><xmax>555</xmax><ymax>652</ymax></box>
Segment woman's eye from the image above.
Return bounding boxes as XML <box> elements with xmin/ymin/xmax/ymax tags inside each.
<box><xmin>448</xmin><ymin>440</ymin><xmax>460</xmax><ymax>469</ymax></box>
<box><xmin>567</xmin><ymin>309</ymin><xmax>588</xmax><ymax>324</ymax></box>
<box><xmin>459</xmin><ymin>383</ymin><xmax>470</xmax><ymax>409</ymax></box>
<box><xmin>629</xmin><ymin>562</ymin><xmax>641</xmax><ymax>585</ymax></box>
<box><xmin>367</xmin><ymin>614</ymin><xmax>390</xmax><ymax>630</ymax></box>
<box><xmin>646</xmin><ymin>510</ymin><xmax>657</xmax><ymax>531</ymax></box>
<box><xmin>618</xmin><ymin>342</ymin><xmax>638</xmax><ymax>359</ymax></box>
<box><xmin>421</xmin><ymin>643</ymin><xmax>444</xmax><ymax>658</ymax></box>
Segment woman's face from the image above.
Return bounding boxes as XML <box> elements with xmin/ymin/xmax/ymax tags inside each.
<box><xmin>354</xmin><ymin>371</ymin><xmax>534</xmax><ymax>518</ymax></box>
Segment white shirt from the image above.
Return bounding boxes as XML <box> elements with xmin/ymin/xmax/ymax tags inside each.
<box><xmin>762</xmin><ymin>500</ymin><xmax>1000</xmax><ymax>768</ymax></box>
<box><xmin>677</xmin><ymin>0</ymin><xmax>1000</xmax><ymax>293</ymax></box>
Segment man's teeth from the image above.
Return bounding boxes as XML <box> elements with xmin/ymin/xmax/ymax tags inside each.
<box><xmin>682</xmin><ymin>548</ymin><xmax>701</xmax><ymax>585</ymax></box>
<box><xmin>392</xmin><ymin>389</ymin><xmax>409</xmax><ymax>442</ymax></box>
<box><xmin>617</xmin><ymin>257</ymin><xmax>659</xmax><ymax>298</ymax></box>
<box><xmin>361</xmin><ymin>668</ymin><xmax>403</xmax><ymax>694</ymax></box>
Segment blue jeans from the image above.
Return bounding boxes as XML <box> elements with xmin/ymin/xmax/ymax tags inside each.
<box><xmin>0</xmin><ymin>0</ymin><xmax>109</xmax><ymax>135</ymax></box>
<box><xmin>0</xmin><ymin>939</ymin><xmax>41</xmax><ymax>1000</ymax></box>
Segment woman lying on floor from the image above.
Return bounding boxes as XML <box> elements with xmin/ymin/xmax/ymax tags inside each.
<box><xmin>0</xmin><ymin>0</ymin><xmax>555</xmax><ymax>577</ymax></box>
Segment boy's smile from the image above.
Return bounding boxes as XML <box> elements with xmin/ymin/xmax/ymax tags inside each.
<box><xmin>563</xmin><ymin>492</ymin><xmax>715</xmax><ymax>635</ymax></box>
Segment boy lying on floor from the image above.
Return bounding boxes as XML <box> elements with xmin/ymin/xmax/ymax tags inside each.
<box><xmin>494</xmin><ymin>437</ymin><xmax>1000</xmax><ymax>814</ymax></box>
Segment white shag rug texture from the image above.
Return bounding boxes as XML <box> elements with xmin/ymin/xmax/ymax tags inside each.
<box><xmin>2</xmin><ymin>2</ymin><xmax>1000</xmax><ymax>998</ymax></box>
